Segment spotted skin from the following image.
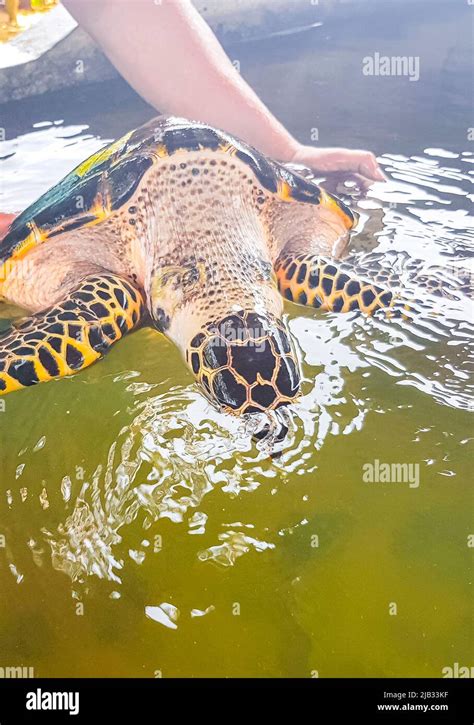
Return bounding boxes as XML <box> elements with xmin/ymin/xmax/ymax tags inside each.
<box><xmin>0</xmin><ymin>275</ymin><xmax>143</xmax><ymax>394</ymax></box>
<box><xmin>185</xmin><ymin>310</ymin><xmax>300</xmax><ymax>415</ymax></box>
<box><xmin>275</xmin><ymin>253</ymin><xmax>396</xmax><ymax>314</ymax></box>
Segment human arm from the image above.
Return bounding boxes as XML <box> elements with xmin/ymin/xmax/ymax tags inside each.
<box><xmin>63</xmin><ymin>0</ymin><xmax>384</xmax><ymax>180</ymax></box>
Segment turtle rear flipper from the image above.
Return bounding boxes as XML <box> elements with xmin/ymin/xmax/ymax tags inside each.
<box><xmin>0</xmin><ymin>274</ymin><xmax>143</xmax><ymax>395</ymax></box>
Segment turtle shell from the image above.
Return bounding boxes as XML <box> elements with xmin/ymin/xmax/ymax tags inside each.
<box><xmin>0</xmin><ymin>115</ymin><xmax>355</xmax><ymax>271</ymax></box>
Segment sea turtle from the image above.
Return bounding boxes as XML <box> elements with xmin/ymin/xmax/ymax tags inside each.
<box><xmin>0</xmin><ymin>115</ymin><xmax>396</xmax><ymax>414</ymax></box>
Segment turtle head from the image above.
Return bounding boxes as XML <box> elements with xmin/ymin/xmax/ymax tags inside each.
<box><xmin>148</xmin><ymin>264</ymin><xmax>300</xmax><ymax>414</ymax></box>
<box><xmin>182</xmin><ymin>310</ymin><xmax>301</xmax><ymax>415</ymax></box>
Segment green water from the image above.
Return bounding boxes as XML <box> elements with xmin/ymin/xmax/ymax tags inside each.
<box><xmin>0</xmin><ymin>0</ymin><xmax>472</xmax><ymax>678</ymax></box>
<box><xmin>0</xmin><ymin>315</ymin><xmax>472</xmax><ymax>677</ymax></box>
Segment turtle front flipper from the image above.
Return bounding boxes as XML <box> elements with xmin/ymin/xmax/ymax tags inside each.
<box><xmin>275</xmin><ymin>252</ymin><xmax>396</xmax><ymax>314</ymax></box>
<box><xmin>0</xmin><ymin>274</ymin><xmax>143</xmax><ymax>395</ymax></box>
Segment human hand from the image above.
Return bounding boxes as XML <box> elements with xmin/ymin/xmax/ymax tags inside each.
<box><xmin>289</xmin><ymin>144</ymin><xmax>386</xmax><ymax>183</ymax></box>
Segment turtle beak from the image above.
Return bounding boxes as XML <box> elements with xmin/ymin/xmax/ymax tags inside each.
<box><xmin>184</xmin><ymin>310</ymin><xmax>301</xmax><ymax>415</ymax></box>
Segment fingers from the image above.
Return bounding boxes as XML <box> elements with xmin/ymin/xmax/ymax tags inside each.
<box><xmin>355</xmin><ymin>151</ymin><xmax>386</xmax><ymax>181</ymax></box>
<box><xmin>321</xmin><ymin>171</ymin><xmax>374</xmax><ymax>198</ymax></box>
<box><xmin>291</xmin><ymin>146</ymin><xmax>386</xmax><ymax>182</ymax></box>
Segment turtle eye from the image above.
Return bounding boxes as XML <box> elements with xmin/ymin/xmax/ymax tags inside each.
<box><xmin>186</xmin><ymin>311</ymin><xmax>301</xmax><ymax>414</ymax></box>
